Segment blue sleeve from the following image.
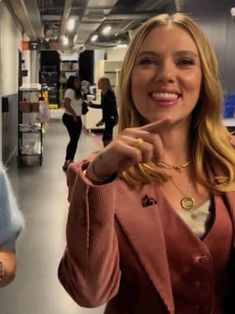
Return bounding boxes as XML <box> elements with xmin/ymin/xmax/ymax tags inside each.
<box><xmin>0</xmin><ymin>166</ymin><xmax>24</xmax><ymax>251</ymax></box>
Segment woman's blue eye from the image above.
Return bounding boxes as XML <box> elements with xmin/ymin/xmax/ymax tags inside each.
<box><xmin>138</xmin><ymin>58</ymin><xmax>155</xmax><ymax>65</ymax></box>
<box><xmin>178</xmin><ymin>59</ymin><xmax>194</xmax><ymax>66</ymax></box>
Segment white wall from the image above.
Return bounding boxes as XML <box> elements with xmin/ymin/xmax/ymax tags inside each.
<box><xmin>106</xmin><ymin>46</ymin><xmax>127</xmax><ymax>61</ymax></box>
<box><xmin>0</xmin><ymin>2</ymin><xmax>22</xmax><ymax>160</ymax></box>
<box><xmin>0</xmin><ymin>3</ymin><xmax>22</xmax><ymax>95</ymax></box>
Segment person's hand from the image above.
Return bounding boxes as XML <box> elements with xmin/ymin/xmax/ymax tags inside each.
<box><xmin>86</xmin><ymin>119</ymin><xmax>170</xmax><ymax>182</ymax></box>
<box><xmin>96</xmin><ymin>120</ymin><xmax>104</xmax><ymax>127</ymax></box>
<box><xmin>83</xmin><ymin>100</ymin><xmax>92</xmax><ymax>106</ymax></box>
<box><xmin>0</xmin><ymin>249</ymin><xmax>16</xmax><ymax>288</ymax></box>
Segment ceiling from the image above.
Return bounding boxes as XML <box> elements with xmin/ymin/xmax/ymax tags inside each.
<box><xmin>6</xmin><ymin>0</ymin><xmax>181</xmax><ymax>52</ymax></box>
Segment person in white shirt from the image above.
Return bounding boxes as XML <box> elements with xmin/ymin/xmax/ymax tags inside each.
<box><xmin>0</xmin><ymin>164</ymin><xmax>24</xmax><ymax>287</ymax></box>
<box><xmin>62</xmin><ymin>75</ymin><xmax>83</xmax><ymax>171</ymax></box>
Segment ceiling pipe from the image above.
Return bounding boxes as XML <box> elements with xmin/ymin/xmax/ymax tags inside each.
<box><xmin>8</xmin><ymin>0</ymin><xmax>36</xmax><ymax>39</ymax></box>
<box><xmin>7</xmin><ymin>0</ymin><xmax>43</xmax><ymax>39</ymax></box>
<box><xmin>107</xmin><ymin>13</ymin><xmax>159</xmax><ymax>20</ymax></box>
<box><xmin>175</xmin><ymin>0</ymin><xmax>184</xmax><ymax>12</ymax></box>
<box><xmin>60</xmin><ymin>0</ymin><xmax>73</xmax><ymax>36</ymax></box>
<box><xmin>23</xmin><ymin>0</ymin><xmax>44</xmax><ymax>38</ymax></box>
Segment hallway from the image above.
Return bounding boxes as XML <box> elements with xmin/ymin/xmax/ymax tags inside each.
<box><xmin>0</xmin><ymin>118</ymin><xmax>105</xmax><ymax>314</ymax></box>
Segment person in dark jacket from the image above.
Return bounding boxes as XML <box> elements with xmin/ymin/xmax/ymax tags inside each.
<box><xmin>96</xmin><ymin>77</ymin><xmax>118</xmax><ymax>146</ymax></box>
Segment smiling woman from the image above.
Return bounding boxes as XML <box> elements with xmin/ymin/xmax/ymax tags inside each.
<box><xmin>131</xmin><ymin>24</ymin><xmax>202</xmax><ymax>124</ymax></box>
<box><xmin>58</xmin><ymin>13</ymin><xmax>235</xmax><ymax>314</ymax></box>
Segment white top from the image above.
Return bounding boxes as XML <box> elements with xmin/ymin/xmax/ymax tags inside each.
<box><xmin>64</xmin><ymin>88</ymin><xmax>82</xmax><ymax>116</ymax></box>
<box><xmin>177</xmin><ymin>199</ymin><xmax>211</xmax><ymax>238</ymax></box>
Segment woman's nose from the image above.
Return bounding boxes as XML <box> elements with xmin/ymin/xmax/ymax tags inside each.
<box><xmin>154</xmin><ymin>61</ymin><xmax>175</xmax><ymax>83</ymax></box>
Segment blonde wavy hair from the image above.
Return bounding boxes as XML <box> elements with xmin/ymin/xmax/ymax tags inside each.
<box><xmin>117</xmin><ymin>12</ymin><xmax>235</xmax><ymax>192</ymax></box>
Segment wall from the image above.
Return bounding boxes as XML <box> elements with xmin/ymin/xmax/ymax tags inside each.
<box><xmin>0</xmin><ymin>2</ymin><xmax>22</xmax><ymax>164</ymax></box>
<box><xmin>166</xmin><ymin>0</ymin><xmax>235</xmax><ymax>93</ymax></box>
<box><xmin>106</xmin><ymin>46</ymin><xmax>127</xmax><ymax>61</ymax></box>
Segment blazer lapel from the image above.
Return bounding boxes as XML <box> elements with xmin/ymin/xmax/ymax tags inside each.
<box><xmin>223</xmin><ymin>191</ymin><xmax>235</xmax><ymax>247</ymax></box>
<box><xmin>115</xmin><ymin>182</ymin><xmax>174</xmax><ymax>314</ymax></box>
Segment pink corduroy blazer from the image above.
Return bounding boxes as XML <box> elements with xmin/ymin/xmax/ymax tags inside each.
<box><xmin>58</xmin><ymin>158</ymin><xmax>235</xmax><ymax>314</ymax></box>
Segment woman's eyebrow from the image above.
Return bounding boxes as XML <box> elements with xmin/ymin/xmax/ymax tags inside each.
<box><xmin>137</xmin><ymin>51</ymin><xmax>159</xmax><ymax>58</ymax></box>
<box><xmin>137</xmin><ymin>50</ymin><xmax>199</xmax><ymax>58</ymax></box>
<box><xmin>173</xmin><ymin>50</ymin><xmax>199</xmax><ymax>58</ymax></box>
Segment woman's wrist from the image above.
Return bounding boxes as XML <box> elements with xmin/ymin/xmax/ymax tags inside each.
<box><xmin>85</xmin><ymin>160</ymin><xmax>116</xmax><ymax>184</ymax></box>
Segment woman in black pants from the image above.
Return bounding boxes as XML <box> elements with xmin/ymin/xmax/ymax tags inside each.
<box><xmin>62</xmin><ymin>75</ymin><xmax>83</xmax><ymax>171</ymax></box>
<box><xmin>96</xmin><ymin>77</ymin><xmax>118</xmax><ymax>147</ymax></box>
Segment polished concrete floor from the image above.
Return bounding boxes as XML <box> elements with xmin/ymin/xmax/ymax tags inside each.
<box><xmin>0</xmin><ymin>118</ymin><xmax>105</xmax><ymax>314</ymax></box>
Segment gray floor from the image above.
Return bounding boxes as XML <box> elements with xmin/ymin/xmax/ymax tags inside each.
<box><xmin>0</xmin><ymin>118</ymin><xmax>105</xmax><ymax>314</ymax></box>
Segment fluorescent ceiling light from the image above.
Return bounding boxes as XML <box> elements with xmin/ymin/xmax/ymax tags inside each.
<box><xmin>67</xmin><ymin>18</ymin><xmax>76</xmax><ymax>32</ymax></box>
<box><xmin>102</xmin><ymin>25</ymin><xmax>112</xmax><ymax>35</ymax></box>
<box><xmin>91</xmin><ymin>34</ymin><xmax>98</xmax><ymax>42</ymax></box>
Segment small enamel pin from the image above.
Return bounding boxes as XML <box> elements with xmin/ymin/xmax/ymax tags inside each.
<box><xmin>142</xmin><ymin>195</ymin><xmax>157</xmax><ymax>207</ymax></box>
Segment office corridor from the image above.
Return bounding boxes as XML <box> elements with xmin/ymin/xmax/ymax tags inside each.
<box><xmin>0</xmin><ymin>118</ymin><xmax>105</xmax><ymax>314</ymax></box>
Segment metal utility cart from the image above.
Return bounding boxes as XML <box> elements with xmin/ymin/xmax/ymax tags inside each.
<box><xmin>18</xmin><ymin>84</ymin><xmax>43</xmax><ymax>166</ymax></box>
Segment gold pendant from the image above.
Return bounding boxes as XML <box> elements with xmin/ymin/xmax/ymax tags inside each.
<box><xmin>180</xmin><ymin>197</ymin><xmax>195</xmax><ymax>210</ymax></box>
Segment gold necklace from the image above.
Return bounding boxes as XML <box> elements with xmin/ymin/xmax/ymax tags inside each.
<box><xmin>158</xmin><ymin>160</ymin><xmax>191</xmax><ymax>173</ymax></box>
<box><xmin>170</xmin><ymin>177</ymin><xmax>195</xmax><ymax>210</ymax></box>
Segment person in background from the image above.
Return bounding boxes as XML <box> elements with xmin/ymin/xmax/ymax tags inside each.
<box><xmin>62</xmin><ymin>75</ymin><xmax>83</xmax><ymax>171</ymax></box>
<box><xmin>58</xmin><ymin>13</ymin><xmax>235</xmax><ymax>313</ymax></box>
<box><xmin>96</xmin><ymin>77</ymin><xmax>118</xmax><ymax>146</ymax></box>
<box><xmin>0</xmin><ymin>164</ymin><xmax>24</xmax><ymax>287</ymax></box>
<box><xmin>81</xmin><ymin>80</ymin><xmax>91</xmax><ymax>100</ymax></box>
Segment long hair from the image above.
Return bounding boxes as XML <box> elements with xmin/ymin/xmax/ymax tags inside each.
<box><xmin>117</xmin><ymin>12</ymin><xmax>235</xmax><ymax>192</ymax></box>
<box><xmin>66</xmin><ymin>75</ymin><xmax>81</xmax><ymax>98</ymax></box>
<box><xmin>98</xmin><ymin>77</ymin><xmax>113</xmax><ymax>93</ymax></box>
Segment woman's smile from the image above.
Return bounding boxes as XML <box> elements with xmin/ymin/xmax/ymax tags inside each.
<box><xmin>131</xmin><ymin>24</ymin><xmax>202</xmax><ymax>124</ymax></box>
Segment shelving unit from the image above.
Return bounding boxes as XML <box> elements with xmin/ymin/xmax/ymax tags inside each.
<box><xmin>18</xmin><ymin>85</ymin><xmax>43</xmax><ymax>166</ymax></box>
<box><xmin>59</xmin><ymin>60</ymin><xmax>79</xmax><ymax>104</ymax></box>
<box><xmin>40</xmin><ymin>65</ymin><xmax>59</xmax><ymax>106</ymax></box>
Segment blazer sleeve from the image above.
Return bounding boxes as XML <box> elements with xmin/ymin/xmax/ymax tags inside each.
<box><xmin>58</xmin><ymin>160</ymin><xmax>121</xmax><ymax>307</ymax></box>
<box><xmin>0</xmin><ymin>167</ymin><xmax>24</xmax><ymax>251</ymax></box>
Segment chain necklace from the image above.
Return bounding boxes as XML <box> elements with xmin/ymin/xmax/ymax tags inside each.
<box><xmin>170</xmin><ymin>177</ymin><xmax>195</xmax><ymax>210</ymax></box>
<box><xmin>158</xmin><ymin>160</ymin><xmax>191</xmax><ymax>173</ymax></box>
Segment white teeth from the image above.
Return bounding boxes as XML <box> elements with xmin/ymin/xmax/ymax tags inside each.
<box><xmin>151</xmin><ymin>92</ymin><xmax>178</xmax><ymax>100</ymax></box>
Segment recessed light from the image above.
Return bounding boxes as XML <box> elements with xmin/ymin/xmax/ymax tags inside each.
<box><xmin>102</xmin><ymin>25</ymin><xmax>112</xmax><ymax>35</ymax></box>
<box><xmin>91</xmin><ymin>34</ymin><xmax>98</xmax><ymax>42</ymax></box>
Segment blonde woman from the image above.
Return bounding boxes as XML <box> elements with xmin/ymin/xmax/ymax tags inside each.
<box><xmin>96</xmin><ymin>77</ymin><xmax>118</xmax><ymax>146</ymax></box>
<box><xmin>58</xmin><ymin>13</ymin><xmax>235</xmax><ymax>313</ymax></box>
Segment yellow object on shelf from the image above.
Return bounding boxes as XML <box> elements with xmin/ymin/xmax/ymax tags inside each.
<box><xmin>49</xmin><ymin>104</ymin><xmax>58</xmax><ymax>109</ymax></box>
<box><xmin>41</xmin><ymin>91</ymin><xmax>49</xmax><ymax>103</ymax></box>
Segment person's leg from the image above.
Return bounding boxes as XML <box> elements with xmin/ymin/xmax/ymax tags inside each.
<box><xmin>102</xmin><ymin>120</ymin><xmax>115</xmax><ymax>147</ymax></box>
<box><xmin>67</xmin><ymin>117</ymin><xmax>82</xmax><ymax>160</ymax></box>
<box><xmin>62</xmin><ymin>114</ymin><xmax>82</xmax><ymax>169</ymax></box>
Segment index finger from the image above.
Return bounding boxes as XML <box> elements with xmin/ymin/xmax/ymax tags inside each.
<box><xmin>138</xmin><ymin>118</ymin><xmax>171</xmax><ymax>133</ymax></box>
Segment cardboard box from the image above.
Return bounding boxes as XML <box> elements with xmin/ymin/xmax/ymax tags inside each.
<box><xmin>31</xmin><ymin>102</ymin><xmax>39</xmax><ymax>112</ymax></box>
<box><xmin>20</xmin><ymin>101</ymin><xmax>31</xmax><ymax>112</ymax></box>
<box><xmin>20</xmin><ymin>102</ymin><xmax>39</xmax><ymax>112</ymax></box>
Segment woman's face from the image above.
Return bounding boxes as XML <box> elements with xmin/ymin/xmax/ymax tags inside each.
<box><xmin>131</xmin><ymin>24</ymin><xmax>202</xmax><ymax>125</ymax></box>
<box><xmin>74</xmin><ymin>78</ymin><xmax>81</xmax><ymax>89</ymax></box>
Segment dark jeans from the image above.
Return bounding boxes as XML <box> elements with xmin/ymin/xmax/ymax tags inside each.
<box><xmin>62</xmin><ymin>113</ymin><xmax>82</xmax><ymax>161</ymax></box>
<box><xmin>102</xmin><ymin>118</ymin><xmax>117</xmax><ymax>147</ymax></box>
